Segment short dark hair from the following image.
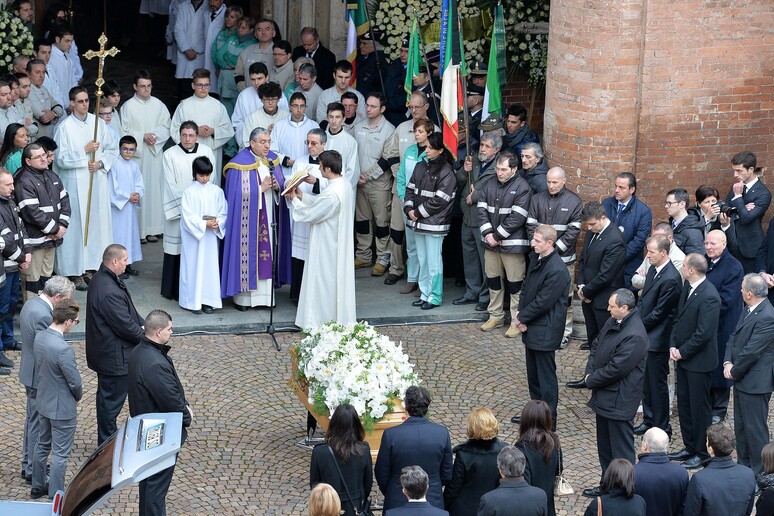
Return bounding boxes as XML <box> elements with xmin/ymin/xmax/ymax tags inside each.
<box><xmin>192</xmin><ymin>68</ymin><xmax>210</xmax><ymax>80</ymax></box>
<box><xmin>581</xmin><ymin>201</ymin><xmax>606</xmax><ymax>221</ymax></box>
<box><xmin>22</xmin><ymin>142</ymin><xmax>44</xmax><ymax>161</ymax></box>
<box><xmin>695</xmin><ymin>185</ymin><xmax>719</xmax><ymax>204</ymax></box>
<box><xmin>133</xmin><ymin>69</ymin><xmax>152</xmax><ymax>84</ymax></box>
<box><xmin>52</xmin><ymin>22</ymin><xmax>73</xmax><ymax>40</ymax></box>
<box><xmin>326</xmin><ymin>102</ymin><xmax>345</xmax><ymax>117</ymax></box>
<box><xmin>496</xmin><ymin>151</ymin><xmax>518</xmax><ymax>169</ymax></box>
<box><xmin>52</xmin><ymin>299</ymin><xmax>79</xmax><ymax>325</ymax></box>
<box><xmin>731</xmin><ymin>150</ymin><xmax>757</xmax><ymax>170</ymax></box>
<box><xmin>258</xmin><ymin>81</ymin><xmax>282</xmax><ymax>99</ymax></box>
<box><xmin>145</xmin><ymin>309</ymin><xmax>172</xmax><ymax>335</ymax></box>
<box><xmin>248</xmin><ymin>62</ymin><xmax>269</xmax><ymax>76</ymax></box>
<box><xmin>600</xmin><ymin>459</ymin><xmax>635</xmax><ymax>498</ymax></box>
<box><xmin>762</xmin><ymin>442</ymin><xmax>774</xmax><ymax>475</ymax></box>
<box><xmin>103</xmin><ymin>79</ymin><xmax>121</xmax><ymax>97</ymax></box>
<box><xmin>652</xmin><ymin>221</ymin><xmax>673</xmax><ymax>236</ymax></box>
<box><xmin>646</xmin><ymin>233</ymin><xmax>670</xmax><ymax>253</ymax></box>
<box><xmin>404</xmin><ymin>385</ymin><xmax>431</xmax><ymax>417</ymax></box>
<box><xmin>26</xmin><ymin>58</ymin><xmax>45</xmax><ymax>73</ymax></box>
<box><xmin>707</xmin><ymin>423</ymin><xmax>735</xmax><ymax>457</ymax></box>
<box><xmin>68</xmin><ymin>86</ymin><xmax>88</xmax><ymax>101</ymax></box>
<box><xmin>611</xmin><ymin>288</ymin><xmax>636</xmax><ymax>310</ymax></box>
<box><xmin>273</xmin><ymin>40</ymin><xmax>292</xmax><ymax>54</ymax></box>
<box><xmin>400</xmin><ymin>466</ymin><xmax>429</xmax><ymax>499</ymax></box>
<box><xmin>617</xmin><ymin>172</ymin><xmax>636</xmax><ymax>190</ymax></box>
<box><xmin>367</xmin><ymin>92</ymin><xmax>386</xmax><ymax>108</ymax></box>
<box><xmin>180</xmin><ymin>120</ymin><xmax>199</xmax><ymax>134</ymax></box>
<box><xmin>192</xmin><ymin>156</ymin><xmax>213</xmax><ymax>178</ymax></box>
<box><xmin>412</xmin><ymin>118</ymin><xmax>434</xmax><ymax>135</ymax></box>
<box><xmin>35</xmin><ymin>137</ymin><xmax>57</xmax><ymax>153</ymax></box>
<box><xmin>318</xmin><ymin>150</ymin><xmax>342</xmax><ymax>176</ymax></box>
<box><xmin>102</xmin><ymin>244</ymin><xmax>126</xmax><ymax>264</ymax></box>
<box><xmin>289</xmin><ymin>92</ymin><xmax>306</xmax><ymax>105</ymax></box>
<box><xmin>667</xmin><ymin>188</ymin><xmax>689</xmax><ymax>206</ymax></box>
<box><xmin>507</xmin><ymin>103</ymin><xmax>528</xmax><ymax>122</ymax></box>
<box><xmin>340</xmin><ymin>91</ymin><xmax>358</xmax><ymax>104</ymax></box>
<box><xmin>334</xmin><ymin>60</ymin><xmax>353</xmax><ymax>74</ymax></box>
<box><xmin>119</xmin><ymin>135</ymin><xmax>137</xmax><ymax>148</ymax></box>
<box><xmin>33</xmin><ymin>39</ymin><xmax>51</xmax><ymax>53</ymax></box>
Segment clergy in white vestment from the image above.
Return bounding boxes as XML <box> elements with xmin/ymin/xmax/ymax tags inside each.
<box><xmin>270</xmin><ymin>92</ymin><xmax>319</xmax><ymax>167</ymax></box>
<box><xmin>120</xmin><ymin>70</ymin><xmax>172</xmax><ymax>241</ymax></box>
<box><xmin>285</xmin><ymin>149</ymin><xmax>356</xmax><ymax>329</ymax></box>
<box><xmin>179</xmin><ymin>156</ymin><xmax>227</xmax><ymax>314</ymax></box>
<box><xmin>240</xmin><ymin>81</ymin><xmax>288</xmax><ymax>148</ymax></box>
<box><xmin>165</xmin><ymin>0</ymin><xmax>184</xmax><ymax>64</ymax></box>
<box><xmin>313</xmin><ymin>61</ymin><xmax>366</xmax><ymax>122</ymax></box>
<box><xmin>108</xmin><ymin>136</ymin><xmax>144</xmax><ymax>272</ymax></box>
<box><xmin>174</xmin><ymin>0</ymin><xmax>206</xmax><ymax>81</ymax></box>
<box><xmin>324</xmin><ymin>103</ymin><xmax>360</xmax><ymax>192</ymax></box>
<box><xmin>170</xmin><ymin>68</ymin><xmax>234</xmax><ymax>186</ymax></box>
<box><xmin>47</xmin><ymin>26</ymin><xmax>75</xmax><ymax>109</ymax></box>
<box><xmin>53</xmin><ymin>86</ymin><xmax>117</xmax><ymax>278</ymax></box>
<box><xmin>203</xmin><ymin>0</ymin><xmax>226</xmax><ymax>92</ymax></box>
<box><xmin>231</xmin><ymin>62</ymin><xmax>288</xmax><ymax>143</ymax></box>
<box><xmin>160</xmin><ymin>122</ymin><xmax>215</xmax><ymax>300</ymax></box>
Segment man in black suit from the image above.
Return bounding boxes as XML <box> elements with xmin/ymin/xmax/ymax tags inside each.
<box><xmin>477</xmin><ymin>447</ymin><xmax>547</xmax><ymax>516</ymax></box>
<box><xmin>633</xmin><ymin>428</ymin><xmax>689</xmax><ymax>516</ymax></box>
<box><xmin>727</xmin><ymin>150</ymin><xmax>771</xmax><ymax>273</ymax></box>
<box><xmin>756</xmin><ymin>219</ymin><xmax>774</xmax><ymax>303</ymax></box>
<box><xmin>667</xmin><ymin>253</ymin><xmax>721</xmax><ymax>469</ymax></box>
<box><xmin>291</xmin><ymin>27</ymin><xmax>336</xmax><ymax>90</ymax></box>
<box><xmin>634</xmin><ymin>234</ymin><xmax>681</xmax><ymax>437</ymax></box>
<box><xmin>514</xmin><ymin>225</ymin><xmax>570</xmax><ymax>427</ymax></box>
<box><xmin>723</xmin><ymin>273</ymin><xmax>774</xmax><ymax>475</ymax></box>
<box><xmin>385</xmin><ymin>466</ymin><xmax>449</xmax><ymax>516</ymax></box>
<box><xmin>568</xmin><ymin>202</ymin><xmax>625</xmax><ymax>385</ymax></box>
<box><xmin>581</xmin><ymin>288</ymin><xmax>648</xmax><ymax>497</ymax></box>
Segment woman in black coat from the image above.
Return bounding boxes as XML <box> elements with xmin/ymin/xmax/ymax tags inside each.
<box><xmin>310</xmin><ymin>404</ymin><xmax>373</xmax><ymax>516</ymax></box>
<box><xmin>584</xmin><ymin>459</ymin><xmax>646</xmax><ymax>516</ymax></box>
<box><xmin>756</xmin><ymin>443</ymin><xmax>774</xmax><ymax>516</ymax></box>
<box><xmin>443</xmin><ymin>408</ymin><xmax>506</xmax><ymax>515</ymax></box>
<box><xmin>515</xmin><ymin>400</ymin><xmax>561</xmax><ymax>516</ymax></box>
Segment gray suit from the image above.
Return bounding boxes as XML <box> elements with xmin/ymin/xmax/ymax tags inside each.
<box><xmin>32</xmin><ymin>327</ymin><xmax>82</xmax><ymax>497</ymax></box>
<box><xmin>18</xmin><ymin>295</ymin><xmax>53</xmax><ymax>477</ymax></box>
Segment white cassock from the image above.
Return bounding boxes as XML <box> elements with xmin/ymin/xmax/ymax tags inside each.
<box><xmin>291</xmin><ymin>176</ymin><xmax>356</xmax><ymax>329</ymax></box>
<box><xmin>107</xmin><ymin>107</ymin><xmax>121</xmax><ymax>135</ymax></box>
<box><xmin>241</xmin><ymin>109</ymin><xmax>289</xmax><ymax>148</ymax></box>
<box><xmin>232</xmin><ymin>87</ymin><xmax>289</xmax><ymax>142</ymax></box>
<box><xmin>179</xmin><ymin>180</ymin><xmax>227</xmax><ymax>311</ymax></box>
<box><xmin>170</xmin><ymin>95</ymin><xmax>234</xmax><ymax>186</ymax></box>
<box><xmin>53</xmin><ymin>113</ymin><xmax>117</xmax><ymax>275</ymax></box>
<box><xmin>270</xmin><ymin>116</ymin><xmax>319</xmax><ymax>163</ymax></box>
<box><xmin>108</xmin><ymin>157</ymin><xmax>144</xmax><ymax>264</ymax></box>
<box><xmin>325</xmin><ymin>129</ymin><xmax>360</xmax><ymax>192</ymax></box>
<box><xmin>47</xmin><ymin>46</ymin><xmax>73</xmax><ymax>109</ymax></box>
<box><xmin>288</xmin><ymin>157</ymin><xmax>325</xmax><ymax>260</ymax></box>
<box><xmin>174</xmin><ymin>0</ymin><xmax>206</xmax><ymax>79</ymax></box>
<box><xmin>166</xmin><ymin>0</ymin><xmax>184</xmax><ymax>64</ymax></box>
<box><xmin>120</xmin><ymin>95</ymin><xmax>171</xmax><ymax>238</ymax></box>
<box><xmin>161</xmin><ymin>143</ymin><xmax>216</xmax><ymax>256</ymax></box>
<box><xmin>203</xmin><ymin>4</ymin><xmax>225</xmax><ymax>91</ymax></box>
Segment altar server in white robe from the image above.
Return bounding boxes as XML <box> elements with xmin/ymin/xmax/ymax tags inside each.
<box><xmin>286</xmin><ymin>149</ymin><xmax>355</xmax><ymax>329</ymax></box>
<box><xmin>170</xmin><ymin>69</ymin><xmax>234</xmax><ymax>186</ymax></box>
<box><xmin>179</xmin><ymin>156</ymin><xmax>227</xmax><ymax>314</ymax></box>
<box><xmin>160</xmin><ymin>121</ymin><xmax>215</xmax><ymax>300</ymax></box>
<box><xmin>270</xmin><ymin>92</ymin><xmax>319</xmax><ymax>167</ymax></box>
<box><xmin>231</xmin><ymin>62</ymin><xmax>288</xmax><ymax>142</ymax></box>
<box><xmin>53</xmin><ymin>87</ymin><xmax>117</xmax><ymax>279</ymax></box>
<box><xmin>174</xmin><ymin>0</ymin><xmax>206</xmax><ymax>93</ymax></box>
<box><xmin>324</xmin><ymin>102</ymin><xmax>359</xmax><ymax>193</ymax></box>
<box><xmin>241</xmin><ymin>81</ymin><xmax>288</xmax><ymax>148</ymax></box>
<box><xmin>120</xmin><ymin>70</ymin><xmax>171</xmax><ymax>242</ymax></box>
<box><xmin>108</xmin><ymin>136</ymin><xmax>144</xmax><ymax>275</ymax></box>
<box><xmin>48</xmin><ymin>25</ymin><xmax>75</xmax><ymax>110</ymax></box>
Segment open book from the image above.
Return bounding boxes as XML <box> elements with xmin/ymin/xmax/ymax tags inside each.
<box><xmin>280</xmin><ymin>167</ymin><xmax>311</xmax><ymax>196</ymax></box>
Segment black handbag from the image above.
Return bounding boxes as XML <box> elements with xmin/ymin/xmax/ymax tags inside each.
<box><xmin>327</xmin><ymin>445</ymin><xmax>373</xmax><ymax>516</ymax></box>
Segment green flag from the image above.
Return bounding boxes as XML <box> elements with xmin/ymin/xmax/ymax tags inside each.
<box><xmin>483</xmin><ymin>2</ymin><xmax>506</xmax><ymax>120</ymax></box>
<box><xmin>404</xmin><ymin>17</ymin><xmax>421</xmax><ymax>105</ymax></box>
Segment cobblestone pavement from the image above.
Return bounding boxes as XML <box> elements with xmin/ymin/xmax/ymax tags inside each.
<box><xmin>0</xmin><ymin>323</ymin><xmax>746</xmax><ymax>514</ymax></box>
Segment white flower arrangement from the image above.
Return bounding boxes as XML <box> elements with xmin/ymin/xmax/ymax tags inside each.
<box><xmin>293</xmin><ymin>321</ymin><xmax>420</xmax><ymax>429</ymax></box>
<box><xmin>0</xmin><ymin>9</ymin><xmax>34</xmax><ymax>71</ymax></box>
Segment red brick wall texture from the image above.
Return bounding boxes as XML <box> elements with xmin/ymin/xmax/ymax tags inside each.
<box><xmin>542</xmin><ymin>0</ymin><xmax>774</xmax><ymax>219</ymax></box>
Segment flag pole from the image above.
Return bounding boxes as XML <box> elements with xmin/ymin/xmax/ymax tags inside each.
<box><xmin>363</xmin><ymin>8</ymin><xmax>387</xmax><ymax>96</ymax></box>
<box><xmin>457</xmin><ymin>15</ymin><xmax>470</xmax><ymax>159</ymax></box>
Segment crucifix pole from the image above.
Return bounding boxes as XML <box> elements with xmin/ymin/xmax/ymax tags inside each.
<box><xmin>82</xmin><ymin>33</ymin><xmax>119</xmax><ymax>246</ymax></box>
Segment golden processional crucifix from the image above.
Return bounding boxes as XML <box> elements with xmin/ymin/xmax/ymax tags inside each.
<box><xmin>82</xmin><ymin>33</ymin><xmax>120</xmax><ymax>246</ymax></box>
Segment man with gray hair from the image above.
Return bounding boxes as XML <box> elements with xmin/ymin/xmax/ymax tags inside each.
<box><xmin>18</xmin><ymin>275</ymin><xmax>74</xmax><ymax>484</ymax></box>
<box><xmin>289</xmin><ymin>62</ymin><xmax>324</xmax><ymax>122</ymax></box>
<box><xmin>633</xmin><ymin>427</ymin><xmax>689</xmax><ymax>516</ymax></box>
<box><xmin>722</xmin><ymin>272</ymin><xmax>774</xmax><ymax>475</ymax></box>
<box><xmin>384</xmin><ymin>466</ymin><xmax>449</xmax><ymax>515</ymax></box>
<box><xmin>477</xmin><ymin>447</ymin><xmax>547</xmax><ymax>515</ymax></box>
<box><xmin>519</xmin><ymin>142</ymin><xmax>549</xmax><ymax>194</ymax></box>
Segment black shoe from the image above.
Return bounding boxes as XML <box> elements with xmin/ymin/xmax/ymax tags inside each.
<box><xmin>420</xmin><ymin>301</ymin><xmax>439</xmax><ymax>310</ymax></box>
<box><xmin>383</xmin><ymin>274</ymin><xmax>400</xmax><ymax>285</ymax></box>
<box><xmin>510</xmin><ymin>415</ymin><xmax>521</xmax><ymax>424</ymax></box>
<box><xmin>30</xmin><ymin>484</ymin><xmax>48</xmax><ymax>499</ymax></box>
<box><xmin>0</xmin><ymin>367</ymin><xmax>10</xmax><ymax>375</ymax></box>
<box><xmin>566</xmin><ymin>379</ymin><xmax>586</xmax><ymax>389</ymax></box>
<box><xmin>682</xmin><ymin>456</ymin><xmax>703</xmax><ymax>469</ymax></box>
<box><xmin>452</xmin><ymin>297</ymin><xmax>476</xmax><ymax>305</ymax></box>
<box><xmin>668</xmin><ymin>448</ymin><xmax>692</xmax><ymax>461</ymax></box>
<box><xmin>633</xmin><ymin>423</ymin><xmax>650</xmax><ymax>435</ymax></box>
<box><xmin>24</xmin><ymin>472</ymin><xmax>31</xmax><ymax>484</ymax></box>
<box><xmin>234</xmin><ymin>304</ymin><xmax>249</xmax><ymax>312</ymax></box>
<box><xmin>582</xmin><ymin>486</ymin><xmax>604</xmax><ymax>498</ymax></box>
<box><xmin>579</xmin><ymin>342</ymin><xmax>590</xmax><ymax>350</ymax></box>
<box><xmin>412</xmin><ymin>299</ymin><xmax>425</xmax><ymax>307</ymax></box>
<box><xmin>201</xmin><ymin>305</ymin><xmax>214</xmax><ymax>314</ymax></box>
<box><xmin>75</xmin><ymin>282</ymin><xmax>88</xmax><ymax>291</ymax></box>
<box><xmin>475</xmin><ymin>302</ymin><xmax>488</xmax><ymax>312</ymax></box>
<box><xmin>0</xmin><ymin>353</ymin><xmax>13</xmax><ymax>367</ymax></box>
<box><xmin>5</xmin><ymin>340</ymin><xmax>22</xmax><ymax>351</ymax></box>
<box><xmin>125</xmin><ymin>265</ymin><xmax>140</xmax><ymax>276</ymax></box>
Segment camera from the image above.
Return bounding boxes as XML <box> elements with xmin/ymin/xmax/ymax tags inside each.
<box><xmin>714</xmin><ymin>201</ymin><xmax>738</xmax><ymax>218</ymax></box>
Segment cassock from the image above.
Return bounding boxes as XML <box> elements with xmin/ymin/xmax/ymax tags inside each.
<box><xmin>325</xmin><ymin>128</ymin><xmax>360</xmax><ymax>193</ymax></box>
<box><xmin>180</xmin><ymin>180</ymin><xmax>227</xmax><ymax>311</ymax></box>
<box><xmin>241</xmin><ymin>109</ymin><xmax>289</xmax><ymax>148</ymax></box>
<box><xmin>170</xmin><ymin>95</ymin><xmax>234</xmax><ymax>185</ymax></box>
<box><xmin>231</xmin><ymin>87</ymin><xmax>289</xmax><ymax>143</ymax></box>
<box><xmin>173</xmin><ymin>0</ymin><xmax>206</xmax><ymax>79</ymax></box>
<box><xmin>53</xmin><ymin>113</ymin><xmax>117</xmax><ymax>275</ymax></box>
<box><xmin>270</xmin><ymin>116</ymin><xmax>319</xmax><ymax>164</ymax></box>
<box><xmin>292</xmin><ymin>175</ymin><xmax>356</xmax><ymax>329</ymax></box>
<box><xmin>161</xmin><ymin>142</ymin><xmax>215</xmax><ymax>300</ymax></box>
<box><xmin>221</xmin><ymin>148</ymin><xmax>284</xmax><ymax>307</ymax></box>
<box><xmin>287</xmin><ymin>156</ymin><xmax>325</xmax><ymax>300</ymax></box>
<box><xmin>107</xmin><ymin>107</ymin><xmax>121</xmax><ymax>136</ymax></box>
<box><xmin>120</xmin><ymin>95</ymin><xmax>172</xmax><ymax>238</ymax></box>
<box><xmin>108</xmin><ymin>157</ymin><xmax>144</xmax><ymax>264</ymax></box>
<box><xmin>203</xmin><ymin>3</ymin><xmax>225</xmax><ymax>91</ymax></box>
<box><xmin>47</xmin><ymin>45</ymin><xmax>73</xmax><ymax>109</ymax></box>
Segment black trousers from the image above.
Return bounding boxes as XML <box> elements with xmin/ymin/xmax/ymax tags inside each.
<box><xmin>139</xmin><ymin>462</ymin><xmax>176</xmax><ymax>516</ymax></box>
<box><xmin>96</xmin><ymin>373</ymin><xmax>128</xmax><ymax>445</ymax></box>
<box><xmin>595</xmin><ymin>414</ymin><xmax>634</xmax><ymax>478</ymax></box>
<box><xmin>290</xmin><ymin>257</ymin><xmax>304</xmax><ymax>301</ymax></box>
<box><xmin>711</xmin><ymin>387</ymin><xmax>730</xmax><ymax>418</ymax></box>
<box><xmin>676</xmin><ymin>366</ymin><xmax>712</xmax><ymax>460</ymax></box>
<box><xmin>160</xmin><ymin>254</ymin><xmax>180</xmax><ymax>301</ymax></box>
<box><xmin>582</xmin><ymin>302</ymin><xmax>609</xmax><ymax>348</ymax></box>
<box><xmin>642</xmin><ymin>351</ymin><xmax>671</xmax><ymax>433</ymax></box>
<box><xmin>734</xmin><ymin>389</ymin><xmax>771</xmax><ymax>475</ymax></box>
<box><xmin>525</xmin><ymin>348</ymin><xmax>558</xmax><ymax>430</ymax></box>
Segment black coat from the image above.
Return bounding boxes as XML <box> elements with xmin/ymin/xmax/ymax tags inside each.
<box><xmin>518</xmin><ymin>249</ymin><xmax>570</xmax><ymax>351</ymax></box>
<box><xmin>670</xmin><ymin>279</ymin><xmax>721</xmax><ymax>373</ymax></box>
<box><xmin>585</xmin><ymin>308</ymin><xmax>648</xmax><ymax>421</ymax></box>
<box><xmin>310</xmin><ymin>443</ymin><xmax>373</xmax><ymax>516</ymax></box>
<box><xmin>683</xmin><ymin>456</ymin><xmax>756</xmax><ymax>516</ymax></box>
<box><xmin>375</xmin><ymin>416</ymin><xmax>453</xmax><ymax>512</ymax></box>
<box><xmin>583</xmin><ymin>487</ymin><xmax>646</xmax><ymax>516</ymax></box>
<box><xmin>633</xmin><ymin>452</ymin><xmax>689</xmax><ymax>516</ymax></box>
<box><xmin>127</xmin><ymin>338</ymin><xmax>191</xmax><ymax>442</ymax></box>
<box><xmin>444</xmin><ymin>438</ymin><xmax>506</xmax><ymax>516</ymax></box>
<box><xmin>385</xmin><ymin>501</ymin><xmax>449</xmax><ymax>516</ymax></box>
<box><xmin>517</xmin><ymin>441</ymin><xmax>560</xmax><ymax>516</ymax></box>
<box><xmin>757</xmin><ymin>488</ymin><xmax>774</xmax><ymax>516</ymax></box>
<box><xmin>637</xmin><ymin>261</ymin><xmax>681</xmax><ymax>352</ymax></box>
<box><xmin>292</xmin><ymin>43</ymin><xmax>336</xmax><ymax>90</ymax></box>
<box><xmin>727</xmin><ymin>179</ymin><xmax>771</xmax><ymax>259</ymax></box>
<box><xmin>521</xmin><ymin>158</ymin><xmax>549</xmax><ymax>194</ymax></box>
<box><xmin>706</xmin><ymin>250</ymin><xmax>744</xmax><ymax>388</ymax></box>
<box><xmin>756</xmin><ymin>222</ymin><xmax>774</xmax><ymax>303</ymax></box>
<box><xmin>477</xmin><ymin>478</ymin><xmax>547</xmax><ymax>516</ymax></box>
<box><xmin>85</xmin><ymin>264</ymin><xmax>144</xmax><ymax>376</ymax></box>
<box><xmin>724</xmin><ymin>298</ymin><xmax>774</xmax><ymax>394</ymax></box>
<box><xmin>578</xmin><ymin>224</ymin><xmax>626</xmax><ymax>309</ymax></box>
<box><xmin>671</xmin><ymin>211</ymin><xmax>706</xmax><ymax>255</ymax></box>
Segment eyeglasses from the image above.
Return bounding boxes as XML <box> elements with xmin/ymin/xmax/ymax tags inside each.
<box><xmin>120</xmin><ymin>147</ymin><xmax>136</xmax><ymax>152</ymax></box>
<box><xmin>193</xmin><ymin>83</ymin><xmax>211</xmax><ymax>89</ymax></box>
<box><xmin>664</xmin><ymin>201</ymin><xmax>680</xmax><ymax>207</ymax></box>
<box><xmin>72</xmin><ymin>318</ymin><xmax>80</xmax><ymax>325</ymax></box>
<box><xmin>98</xmin><ymin>112</ymin><xmax>113</xmax><ymax>117</ymax></box>
<box><xmin>74</xmin><ymin>99</ymin><xmax>89</xmax><ymax>104</ymax></box>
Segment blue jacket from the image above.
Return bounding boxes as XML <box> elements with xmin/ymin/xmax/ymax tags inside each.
<box><xmin>633</xmin><ymin>453</ymin><xmax>689</xmax><ymax>516</ymax></box>
<box><xmin>602</xmin><ymin>195</ymin><xmax>652</xmax><ymax>287</ymax></box>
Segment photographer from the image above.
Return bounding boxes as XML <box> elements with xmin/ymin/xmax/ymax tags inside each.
<box><xmin>689</xmin><ymin>185</ymin><xmax>738</xmax><ymax>256</ymax></box>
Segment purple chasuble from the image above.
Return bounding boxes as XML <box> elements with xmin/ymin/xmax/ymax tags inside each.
<box><xmin>267</xmin><ymin>150</ymin><xmax>292</xmax><ymax>286</ymax></box>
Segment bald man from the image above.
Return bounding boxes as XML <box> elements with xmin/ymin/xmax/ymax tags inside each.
<box><xmin>634</xmin><ymin>427</ymin><xmax>689</xmax><ymax>516</ymax></box>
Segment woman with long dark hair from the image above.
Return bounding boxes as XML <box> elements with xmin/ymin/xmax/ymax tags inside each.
<box><xmin>584</xmin><ymin>459</ymin><xmax>646</xmax><ymax>516</ymax></box>
<box><xmin>310</xmin><ymin>403</ymin><xmax>373</xmax><ymax>516</ymax></box>
<box><xmin>403</xmin><ymin>132</ymin><xmax>457</xmax><ymax>309</ymax></box>
<box><xmin>0</xmin><ymin>123</ymin><xmax>29</xmax><ymax>175</ymax></box>
<box><xmin>516</xmin><ymin>400</ymin><xmax>561</xmax><ymax>516</ymax></box>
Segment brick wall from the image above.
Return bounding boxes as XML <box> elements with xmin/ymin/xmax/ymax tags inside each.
<box><xmin>503</xmin><ymin>75</ymin><xmax>545</xmax><ymax>136</ymax></box>
<box><xmin>543</xmin><ymin>0</ymin><xmax>774</xmax><ymax>221</ymax></box>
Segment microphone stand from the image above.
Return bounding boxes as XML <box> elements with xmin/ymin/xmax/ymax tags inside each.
<box><xmin>266</xmin><ymin>160</ymin><xmax>281</xmax><ymax>351</ymax></box>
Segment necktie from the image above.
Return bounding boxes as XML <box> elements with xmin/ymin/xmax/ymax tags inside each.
<box><xmin>680</xmin><ymin>282</ymin><xmax>691</xmax><ymax>306</ymax></box>
<box><xmin>616</xmin><ymin>203</ymin><xmax>624</xmax><ymax>222</ymax></box>
<box><xmin>211</xmin><ymin>11</ymin><xmax>217</xmax><ymax>20</ymax></box>
<box><xmin>744</xmin><ymin>306</ymin><xmax>751</xmax><ymax>319</ymax></box>
<box><xmin>307</xmin><ymin>52</ymin><xmax>312</xmax><ymax>58</ymax></box>
<box><xmin>645</xmin><ymin>266</ymin><xmax>656</xmax><ymax>288</ymax></box>
<box><xmin>743</xmin><ymin>185</ymin><xmax>748</xmax><ymax>196</ymax></box>
<box><xmin>671</xmin><ymin>219</ymin><xmax>677</xmax><ymax>230</ymax></box>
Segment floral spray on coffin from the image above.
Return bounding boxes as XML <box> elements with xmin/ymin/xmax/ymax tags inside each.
<box><xmin>290</xmin><ymin>321</ymin><xmax>420</xmax><ymax>460</ymax></box>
